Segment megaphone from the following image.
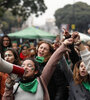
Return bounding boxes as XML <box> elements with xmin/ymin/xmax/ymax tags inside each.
<box><xmin>0</xmin><ymin>54</ymin><xmax>24</xmax><ymax>76</ymax></box>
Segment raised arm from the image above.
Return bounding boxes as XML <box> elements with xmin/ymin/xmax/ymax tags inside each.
<box><xmin>63</xmin><ymin>29</ymin><xmax>80</xmax><ymax>67</ymax></box>
<box><xmin>72</xmin><ymin>32</ymin><xmax>90</xmax><ymax>74</ymax></box>
<box><xmin>60</xmin><ymin>56</ymin><xmax>73</xmax><ymax>82</ymax></box>
<box><xmin>79</xmin><ymin>44</ymin><xmax>90</xmax><ymax>74</ymax></box>
<box><xmin>41</xmin><ymin>38</ymin><xmax>73</xmax><ymax>86</ymax></box>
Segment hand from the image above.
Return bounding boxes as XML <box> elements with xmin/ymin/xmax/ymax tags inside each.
<box><xmin>6</xmin><ymin>76</ymin><xmax>13</xmax><ymax>84</ymax></box>
<box><xmin>5</xmin><ymin>74</ymin><xmax>16</xmax><ymax>88</ymax></box>
<box><xmin>71</xmin><ymin>32</ymin><xmax>80</xmax><ymax>43</ymax></box>
<box><xmin>63</xmin><ymin>38</ymin><xmax>73</xmax><ymax>46</ymax></box>
<box><xmin>62</xmin><ymin>28</ymin><xmax>70</xmax><ymax>38</ymax></box>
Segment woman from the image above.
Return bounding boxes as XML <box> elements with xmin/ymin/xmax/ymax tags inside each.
<box><xmin>36</xmin><ymin>41</ymin><xmax>54</xmax><ymax>71</ymax></box>
<box><xmin>80</xmin><ymin>48</ymin><xmax>90</xmax><ymax>74</ymax></box>
<box><xmin>60</xmin><ymin>34</ymin><xmax>90</xmax><ymax>100</ymax></box>
<box><xmin>19</xmin><ymin>44</ymin><xmax>31</xmax><ymax>61</ymax></box>
<box><xmin>36</xmin><ymin>41</ymin><xmax>69</xmax><ymax>100</ymax></box>
<box><xmin>0</xmin><ymin>35</ymin><xmax>12</xmax><ymax>58</ymax></box>
<box><xmin>4</xmin><ymin>48</ymin><xmax>21</xmax><ymax>65</ymax></box>
<box><xmin>1</xmin><ymin>40</ymin><xmax>70</xmax><ymax>100</ymax></box>
<box><xmin>36</xmin><ymin>41</ymin><xmax>56</xmax><ymax>99</ymax></box>
<box><xmin>61</xmin><ymin>57</ymin><xmax>90</xmax><ymax>100</ymax></box>
<box><xmin>0</xmin><ymin>48</ymin><xmax>21</xmax><ymax>99</ymax></box>
<box><xmin>71</xmin><ymin>32</ymin><xmax>90</xmax><ymax>74</ymax></box>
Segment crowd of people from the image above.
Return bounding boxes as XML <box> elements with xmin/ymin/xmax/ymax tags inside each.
<box><xmin>0</xmin><ymin>29</ymin><xmax>90</xmax><ymax>100</ymax></box>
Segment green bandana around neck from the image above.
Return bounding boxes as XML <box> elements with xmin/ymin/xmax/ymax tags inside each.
<box><xmin>82</xmin><ymin>82</ymin><xmax>90</xmax><ymax>91</ymax></box>
<box><xmin>36</xmin><ymin>56</ymin><xmax>44</xmax><ymax>63</ymax></box>
<box><xmin>20</xmin><ymin>78</ymin><xmax>38</xmax><ymax>93</ymax></box>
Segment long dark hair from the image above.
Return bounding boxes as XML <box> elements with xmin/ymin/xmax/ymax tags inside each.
<box><xmin>22</xmin><ymin>58</ymin><xmax>41</xmax><ymax>77</ymax></box>
<box><xmin>0</xmin><ymin>35</ymin><xmax>12</xmax><ymax>47</ymax></box>
<box><xmin>4</xmin><ymin>48</ymin><xmax>21</xmax><ymax>65</ymax></box>
<box><xmin>0</xmin><ymin>35</ymin><xmax>12</xmax><ymax>57</ymax></box>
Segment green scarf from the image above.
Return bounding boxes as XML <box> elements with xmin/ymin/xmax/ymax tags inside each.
<box><xmin>82</xmin><ymin>82</ymin><xmax>90</xmax><ymax>91</ymax></box>
<box><xmin>35</xmin><ymin>56</ymin><xmax>44</xmax><ymax>63</ymax></box>
<box><xmin>20</xmin><ymin>78</ymin><xmax>38</xmax><ymax>93</ymax></box>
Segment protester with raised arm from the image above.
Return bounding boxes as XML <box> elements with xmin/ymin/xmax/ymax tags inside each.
<box><xmin>72</xmin><ymin>32</ymin><xmax>90</xmax><ymax>74</ymax></box>
<box><xmin>0</xmin><ymin>40</ymin><xmax>70</xmax><ymax>100</ymax></box>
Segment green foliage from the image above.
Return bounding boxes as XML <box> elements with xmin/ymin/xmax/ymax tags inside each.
<box><xmin>2</xmin><ymin>21</ymin><xmax>8</xmax><ymax>29</ymax></box>
<box><xmin>54</xmin><ymin>2</ymin><xmax>90</xmax><ymax>32</ymax></box>
<box><xmin>0</xmin><ymin>10</ymin><xmax>23</xmax><ymax>34</ymax></box>
<box><xmin>0</xmin><ymin>0</ymin><xmax>47</xmax><ymax>20</ymax></box>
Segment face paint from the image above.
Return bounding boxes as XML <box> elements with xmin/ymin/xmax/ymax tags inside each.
<box><xmin>4</xmin><ymin>53</ymin><xmax>9</xmax><ymax>56</ymax></box>
<box><xmin>31</xmin><ymin>68</ymin><xmax>34</xmax><ymax>71</ymax></box>
<box><xmin>4</xmin><ymin>53</ymin><xmax>10</xmax><ymax>60</ymax></box>
<box><xmin>4</xmin><ymin>53</ymin><xmax>13</xmax><ymax>57</ymax></box>
<box><xmin>4</xmin><ymin>51</ymin><xmax>15</xmax><ymax>63</ymax></box>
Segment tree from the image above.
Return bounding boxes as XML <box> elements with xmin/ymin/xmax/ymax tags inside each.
<box><xmin>0</xmin><ymin>0</ymin><xmax>47</xmax><ymax>20</ymax></box>
<box><xmin>0</xmin><ymin>11</ymin><xmax>23</xmax><ymax>34</ymax></box>
<box><xmin>54</xmin><ymin>2</ymin><xmax>90</xmax><ymax>33</ymax></box>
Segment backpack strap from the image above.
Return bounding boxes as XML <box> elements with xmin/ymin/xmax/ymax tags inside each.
<box><xmin>13</xmin><ymin>83</ymin><xmax>20</xmax><ymax>95</ymax></box>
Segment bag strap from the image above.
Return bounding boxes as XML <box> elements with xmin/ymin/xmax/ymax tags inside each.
<box><xmin>13</xmin><ymin>83</ymin><xmax>20</xmax><ymax>95</ymax></box>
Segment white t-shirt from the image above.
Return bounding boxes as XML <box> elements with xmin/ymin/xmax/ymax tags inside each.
<box><xmin>14</xmin><ymin>79</ymin><xmax>44</xmax><ymax>100</ymax></box>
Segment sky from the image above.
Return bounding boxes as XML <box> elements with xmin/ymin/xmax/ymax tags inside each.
<box><xmin>33</xmin><ymin>0</ymin><xmax>90</xmax><ymax>26</ymax></box>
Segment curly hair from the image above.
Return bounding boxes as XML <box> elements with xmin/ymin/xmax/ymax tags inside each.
<box><xmin>37</xmin><ymin>41</ymin><xmax>54</xmax><ymax>62</ymax></box>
